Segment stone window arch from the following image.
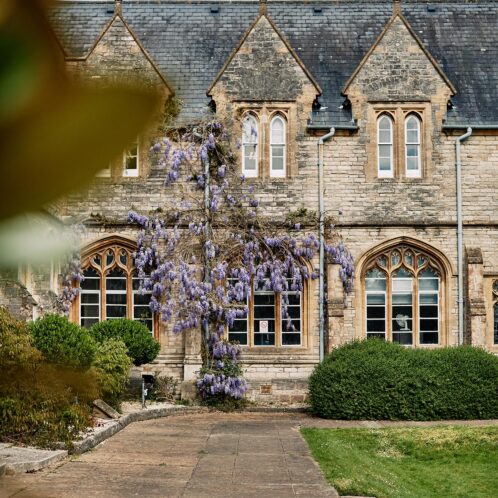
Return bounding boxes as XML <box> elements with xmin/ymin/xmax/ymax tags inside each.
<box><xmin>75</xmin><ymin>237</ymin><xmax>155</xmax><ymax>336</ymax></box>
<box><xmin>363</xmin><ymin>243</ymin><xmax>447</xmax><ymax>346</ymax></box>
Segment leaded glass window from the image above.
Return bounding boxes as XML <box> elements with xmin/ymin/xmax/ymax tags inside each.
<box><xmin>364</xmin><ymin>245</ymin><xmax>443</xmax><ymax>346</ymax></box>
<box><xmin>242</xmin><ymin>114</ymin><xmax>258</xmax><ymax>178</ymax></box>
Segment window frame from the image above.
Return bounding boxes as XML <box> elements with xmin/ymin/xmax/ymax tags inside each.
<box><xmin>227</xmin><ymin>276</ymin><xmax>307</xmax><ymax>349</ymax></box>
<box><xmin>75</xmin><ymin>240</ymin><xmax>156</xmax><ymax>338</ymax></box>
<box><xmin>241</xmin><ymin>113</ymin><xmax>259</xmax><ymax>178</ymax></box>
<box><xmin>123</xmin><ymin>138</ymin><xmax>139</xmax><ymax>178</ymax></box>
<box><xmin>492</xmin><ymin>279</ymin><xmax>498</xmax><ymax>346</ymax></box>
<box><xmin>270</xmin><ymin>114</ymin><xmax>287</xmax><ymax>178</ymax></box>
<box><xmin>405</xmin><ymin>113</ymin><xmax>422</xmax><ymax>178</ymax></box>
<box><xmin>377</xmin><ymin>113</ymin><xmax>394</xmax><ymax>178</ymax></box>
<box><xmin>363</xmin><ymin>245</ymin><xmax>444</xmax><ymax>347</ymax></box>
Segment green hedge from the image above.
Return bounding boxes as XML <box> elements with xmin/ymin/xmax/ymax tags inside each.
<box><xmin>90</xmin><ymin>319</ymin><xmax>160</xmax><ymax>366</ymax></box>
<box><xmin>29</xmin><ymin>314</ymin><xmax>96</xmax><ymax>368</ymax></box>
<box><xmin>309</xmin><ymin>339</ymin><xmax>498</xmax><ymax>420</ymax></box>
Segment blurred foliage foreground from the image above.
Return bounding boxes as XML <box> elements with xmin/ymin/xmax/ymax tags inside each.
<box><xmin>0</xmin><ymin>0</ymin><xmax>161</xmax><ymax>265</ymax></box>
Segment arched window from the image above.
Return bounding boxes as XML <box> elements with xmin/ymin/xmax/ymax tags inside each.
<box><xmin>364</xmin><ymin>245</ymin><xmax>443</xmax><ymax>346</ymax></box>
<box><xmin>270</xmin><ymin>115</ymin><xmax>286</xmax><ymax>178</ymax></box>
<box><xmin>227</xmin><ymin>272</ymin><xmax>305</xmax><ymax>347</ymax></box>
<box><xmin>78</xmin><ymin>240</ymin><xmax>154</xmax><ymax>335</ymax></box>
<box><xmin>377</xmin><ymin>114</ymin><xmax>394</xmax><ymax>177</ymax></box>
<box><xmin>405</xmin><ymin>114</ymin><xmax>421</xmax><ymax>177</ymax></box>
<box><xmin>242</xmin><ymin>114</ymin><xmax>259</xmax><ymax>178</ymax></box>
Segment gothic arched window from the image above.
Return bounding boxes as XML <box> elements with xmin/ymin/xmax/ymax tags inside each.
<box><xmin>364</xmin><ymin>245</ymin><xmax>444</xmax><ymax>346</ymax></box>
<box><xmin>78</xmin><ymin>240</ymin><xmax>154</xmax><ymax>335</ymax></box>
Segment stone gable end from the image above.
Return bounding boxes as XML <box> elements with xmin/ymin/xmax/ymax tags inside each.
<box><xmin>83</xmin><ymin>16</ymin><xmax>166</xmax><ymax>89</ymax></box>
<box><xmin>210</xmin><ymin>16</ymin><xmax>318</xmax><ymax>102</ymax></box>
<box><xmin>346</xmin><ymin>16</ymin><xmax>453</xmax><ymax>102</ymax></box>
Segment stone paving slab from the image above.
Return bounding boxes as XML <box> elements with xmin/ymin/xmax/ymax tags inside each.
<box><xmin>0</xmin><ymin>444</ymin><xmax>67</xmax><ymax>475</ymax></box>
<box><xmin>0</xmin><ymin>413</ymin><xmax>339</xmax><ymax>497</ymax></box>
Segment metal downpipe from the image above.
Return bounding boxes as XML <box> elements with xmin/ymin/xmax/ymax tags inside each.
<box><xmin>318</xmin><ymin>128</ymin><xmax>335</xmax><ymax>361</ymax></box>
<box><xmin>455</xmin><ymin>127</ymin><xmax>472</xmax><ymax>345</ymax></box>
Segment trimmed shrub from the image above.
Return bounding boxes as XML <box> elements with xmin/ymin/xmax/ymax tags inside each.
<box><xmin>309</xmin><ymin>339</ymin><xmax>498</xmax><ymax>420</ymax></box>
<box><xmin>90</xmin><ymin>319</ymin><xmax>160</xmax><ymax>366</ymax></box>
<box><xmin>92</xmin><ymin>338</ymin><xmax>132</xmax><ymax>409</ymax></box>
<box><xmin>29</xmin><ymin>314</ymin><xmax>96</xmax><ymax>368</ymax></box>
<box><xmin>0</xmin><ymin>307</ymin><xmax>41</xmax><ymax>365</ymax></box>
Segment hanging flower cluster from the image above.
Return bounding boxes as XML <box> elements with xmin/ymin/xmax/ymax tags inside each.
<box><xmin>197</xmin><ymin>339</ymin><xmax>247</xmax><ymax>404</ymax></box>
<box><xmin>325</xmin><ymin>241</ymin><xmax>355</xmax><ymax>293</ymax></box>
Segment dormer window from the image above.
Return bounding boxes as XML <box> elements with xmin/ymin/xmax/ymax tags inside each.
<box><xmin>242</xmin><ymin>114</ymin><xmax>259</xmax><ymax>178</ymax></box>
<box><xmin>377</xmin><ymin>114</ymin><xmax>394</xmax><ymax>178</ymax></box>
<box><xmin>270</xmin><ymin>114</ymin><xmax>286</xmax><ymax>178</ymax></box>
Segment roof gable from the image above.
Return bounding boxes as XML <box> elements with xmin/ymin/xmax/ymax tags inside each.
<box><xmin>343</xmin><ymin>10</ymin><xmax>456</xmax><ymax>97</ymax></box>
<box><xmin>208</xmin><ymin>13</ymin><xmax>321</xmax><ymax>100</ymax></box>
<box><xmin>68</xmin><ymin>9</ymin><xmax>173</xmax><ymax>95</ymax></box>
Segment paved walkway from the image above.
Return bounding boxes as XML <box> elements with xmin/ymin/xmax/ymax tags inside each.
<box><xmin>0</xmin><ymin>413</ymin><xmax>339</xmax><ymax>498</ymax></box>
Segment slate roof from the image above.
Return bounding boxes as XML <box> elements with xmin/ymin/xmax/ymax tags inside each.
<box><xmin>48</xmin><ymin>1</ymin><xmax>498</xmax><ymax>128</ymax></box>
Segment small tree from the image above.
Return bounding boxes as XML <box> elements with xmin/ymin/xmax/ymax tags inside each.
<box><xmin>127</xmin><ymin>117</ymin><xmax>354</xmax><ymax>405</ymax></box>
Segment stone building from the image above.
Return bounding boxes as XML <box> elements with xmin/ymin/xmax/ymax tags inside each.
<box><xmin>3</xmin><ymin>0</ymin><xmax>497</xmax><ymax>401</ymax></box>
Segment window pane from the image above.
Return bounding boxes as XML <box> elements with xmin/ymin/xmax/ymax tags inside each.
<box><xmin>420</xmin><ymin>319</ymin><xmax>439</xmax><ymax>331</ymax></box>
<box><xmin>106</xmin><ymin>293</ymin><xmax>126</xmax><ymax>305</ymax></box>
<box><xmin>271</xmin><ymin>154</ymin><xmax>284</xmax><ymax>171</ymax></box>
<box><xmin>392</xmin><ymin>293</ymin><xmax>413</xmax><ymax>304</ymax></box>
<box><xmin>282</xmin><ymin>333</ymin><xmax>301</xmax><ymax>346</ymax></box>
<box><xmin>367</xmin><ymin>294</ymin><xmax>385</xmax><ymax>305</ymax></box>
<box><xmin>244</xmin><ymin>145</ymin><xmax>257</xmax><ymax>171</ymax></box>
<box><xmin>254</xmin><ymin>333</ymin><xmax>275</xmax><ymax>346</ymax></box>
<box><xmin>393</xmin><ymin>332</ymin><xmax>413</xmax><ymax>345</ymax></box>
<box><xmin>378</xmin><ymin>129</ymin><xmax>391</xmax><ymax>143</ymax></box>
<box><xmin>367</xmin><ymin>332</ymin><xmax>386</xmax><ymax>340</ymax></box>
<box><xmin>81</xmin><ymin>318</ymin><xmax>99</xmax><ymax>329</ymax></box>
<box><xmin>407</xmin><ymin>129</ymin><xmax>419</xmax><ymax>143</ymax></box>
<box><xmin>81</xmin><ymin>293</ymin><xmax>99</xmax><ymax>304</ymax></box>
<box><xmin>420</xmin><ymin>332</ymin><xmax>438</xmax><ymax>345</ymax></box>
<box><xmin>379</xmin><ymin>157</ymin><xmax>392</xmax><ymax>171</ymax></box>
<box><xmin>420</xmin><ymin>305</ymin><xmax>438</xmax><ymax>318</ymax></box>
<box><xmin>106</xmin><ymin>277</ymin><xmax>126</xmax><ymax>291</ymax></box>
<box><xmin>134</xmin><ymin>306</ymin><xmax>152</xmax><ymax>319</ymax></box>
<box><xmin>392</xmin><ymin>279</ymin><xmax>412</xmax><ymax>292</ymax></box>
<box><xmin>81</xmin><ymin>277</ymin><xmax>100</xmax><ymax>291</ymax></box>
<box><xmin>378</xmin><ymin>144</ymin><xmax>392</xmax><ymax>158</ymax></box>
<box><xmin>406</xmin><ymin>145</ymin><xmax>419</xmax><ymax>158</ymax></box>
<box><xmin>366</xmin><ymin>278</ymin><xmax>386</xmax><ymax>291</ymax></box>
<box><xmin>407</xmin><ymin>157</ymin><xmax>419</xmax><ymax>171</ymax></box>
<box><xmin>367</xmin><ymin>320</ymin><xmax>385</xmax><ymax>332</ymax></box>
<box><xmin>367</xmin><ymin>307</ymin><xmax>385</xmax><ymax>319</ymax></box>
<box><xmin>81</xmin><ymin>305</ymin><xmax>99</xmax><ymax>318</ymax></box>
<box><xmin>243</xmin><ymin>116</ymin><xmax>258</xmax><ymax>143</ymax></box>
<box><xmin>420</xmin><ymin>293</ymin><xmax>438</xmax><ymax>304</ymax></box>
<box><xmin>106</xmin><ymin>305</ymin><xmax>127</xmax><ymax>318</ymax></box>
<box><xmin>229</xmin><ymin>333</ymin><xmax>247</xmax><ymax>345</ymax></box>
<box><xmin>419</xmin><ymin>278</ymin><xmax>439</xmax><ymax>291</ymax></box>
<box><xmin>378</xmin><ymin>116</ymin><xmax>392</xmax><ymax>132</ymax></box>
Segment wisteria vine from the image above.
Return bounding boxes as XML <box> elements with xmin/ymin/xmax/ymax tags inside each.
<box><xmin>128</xmin><ymin>119</ymin><xmax>354</xmax><ymax>402</ymax></box>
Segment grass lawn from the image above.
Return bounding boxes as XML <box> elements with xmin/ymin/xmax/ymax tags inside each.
<box><xmin>301</xmin><ymin>425</ymin><xmax>498</xmax><ymax>498</ymax></box>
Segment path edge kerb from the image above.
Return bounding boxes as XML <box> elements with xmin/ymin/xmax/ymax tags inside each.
<box><xmin>69</xmin><ymin>405</ymin><xmax>207</xmax><ymax>455</ymax></box>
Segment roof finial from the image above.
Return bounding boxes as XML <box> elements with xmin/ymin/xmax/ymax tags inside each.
<box><xmin>259</xmin><ymin>0</ymin><xmax>268</xmax><ymax>16</ymax></box>
<box><xmin>115</xmin><ymin>0</ymin><xmax>122</xmax><ymax>16</ymax></box>
<box><xmin>393</xmin><ymin>0</ymin><xmax>401</xmax><ymax>16</ymax></box>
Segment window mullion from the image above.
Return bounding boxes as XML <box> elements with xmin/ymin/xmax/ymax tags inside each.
<box><xmin>276</xmin><ymin>292</ymin><xmax>281</xmax><ymax>347</ymax></box>
<box><xmin>387</xmin><ymin>273</ymin><xmax>392</xmax><ymax>341</ymax></box>
<box><xmin>414</xmin><ymin>277</ymin><xmax>419</xmax><ymax>347</ymax></box>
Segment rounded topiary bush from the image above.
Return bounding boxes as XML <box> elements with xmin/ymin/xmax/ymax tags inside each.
<box><xmin>92</xmin><ymin>338</ymin><xmax>132</xmax><ymax>409</ymax></box>
<box><xmin>29</xmin><ymin>314</ymin><xmax>96</xmax><ymax>368</ymax></box>
<box><xmin>90</xmin><ymin>319</ymin><xmax>160</xmax><ymax>366</ymax></box>
<box><xmin>309</xmin><ymin>339</ymin><xmax>498</xmax><ymax>420</ymax></box>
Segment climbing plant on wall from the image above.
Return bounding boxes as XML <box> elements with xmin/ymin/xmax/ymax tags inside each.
<box><xmin>128</xmin><ymin>119</ymin><xmax>354</xmax><ymax>404</ymax></box>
